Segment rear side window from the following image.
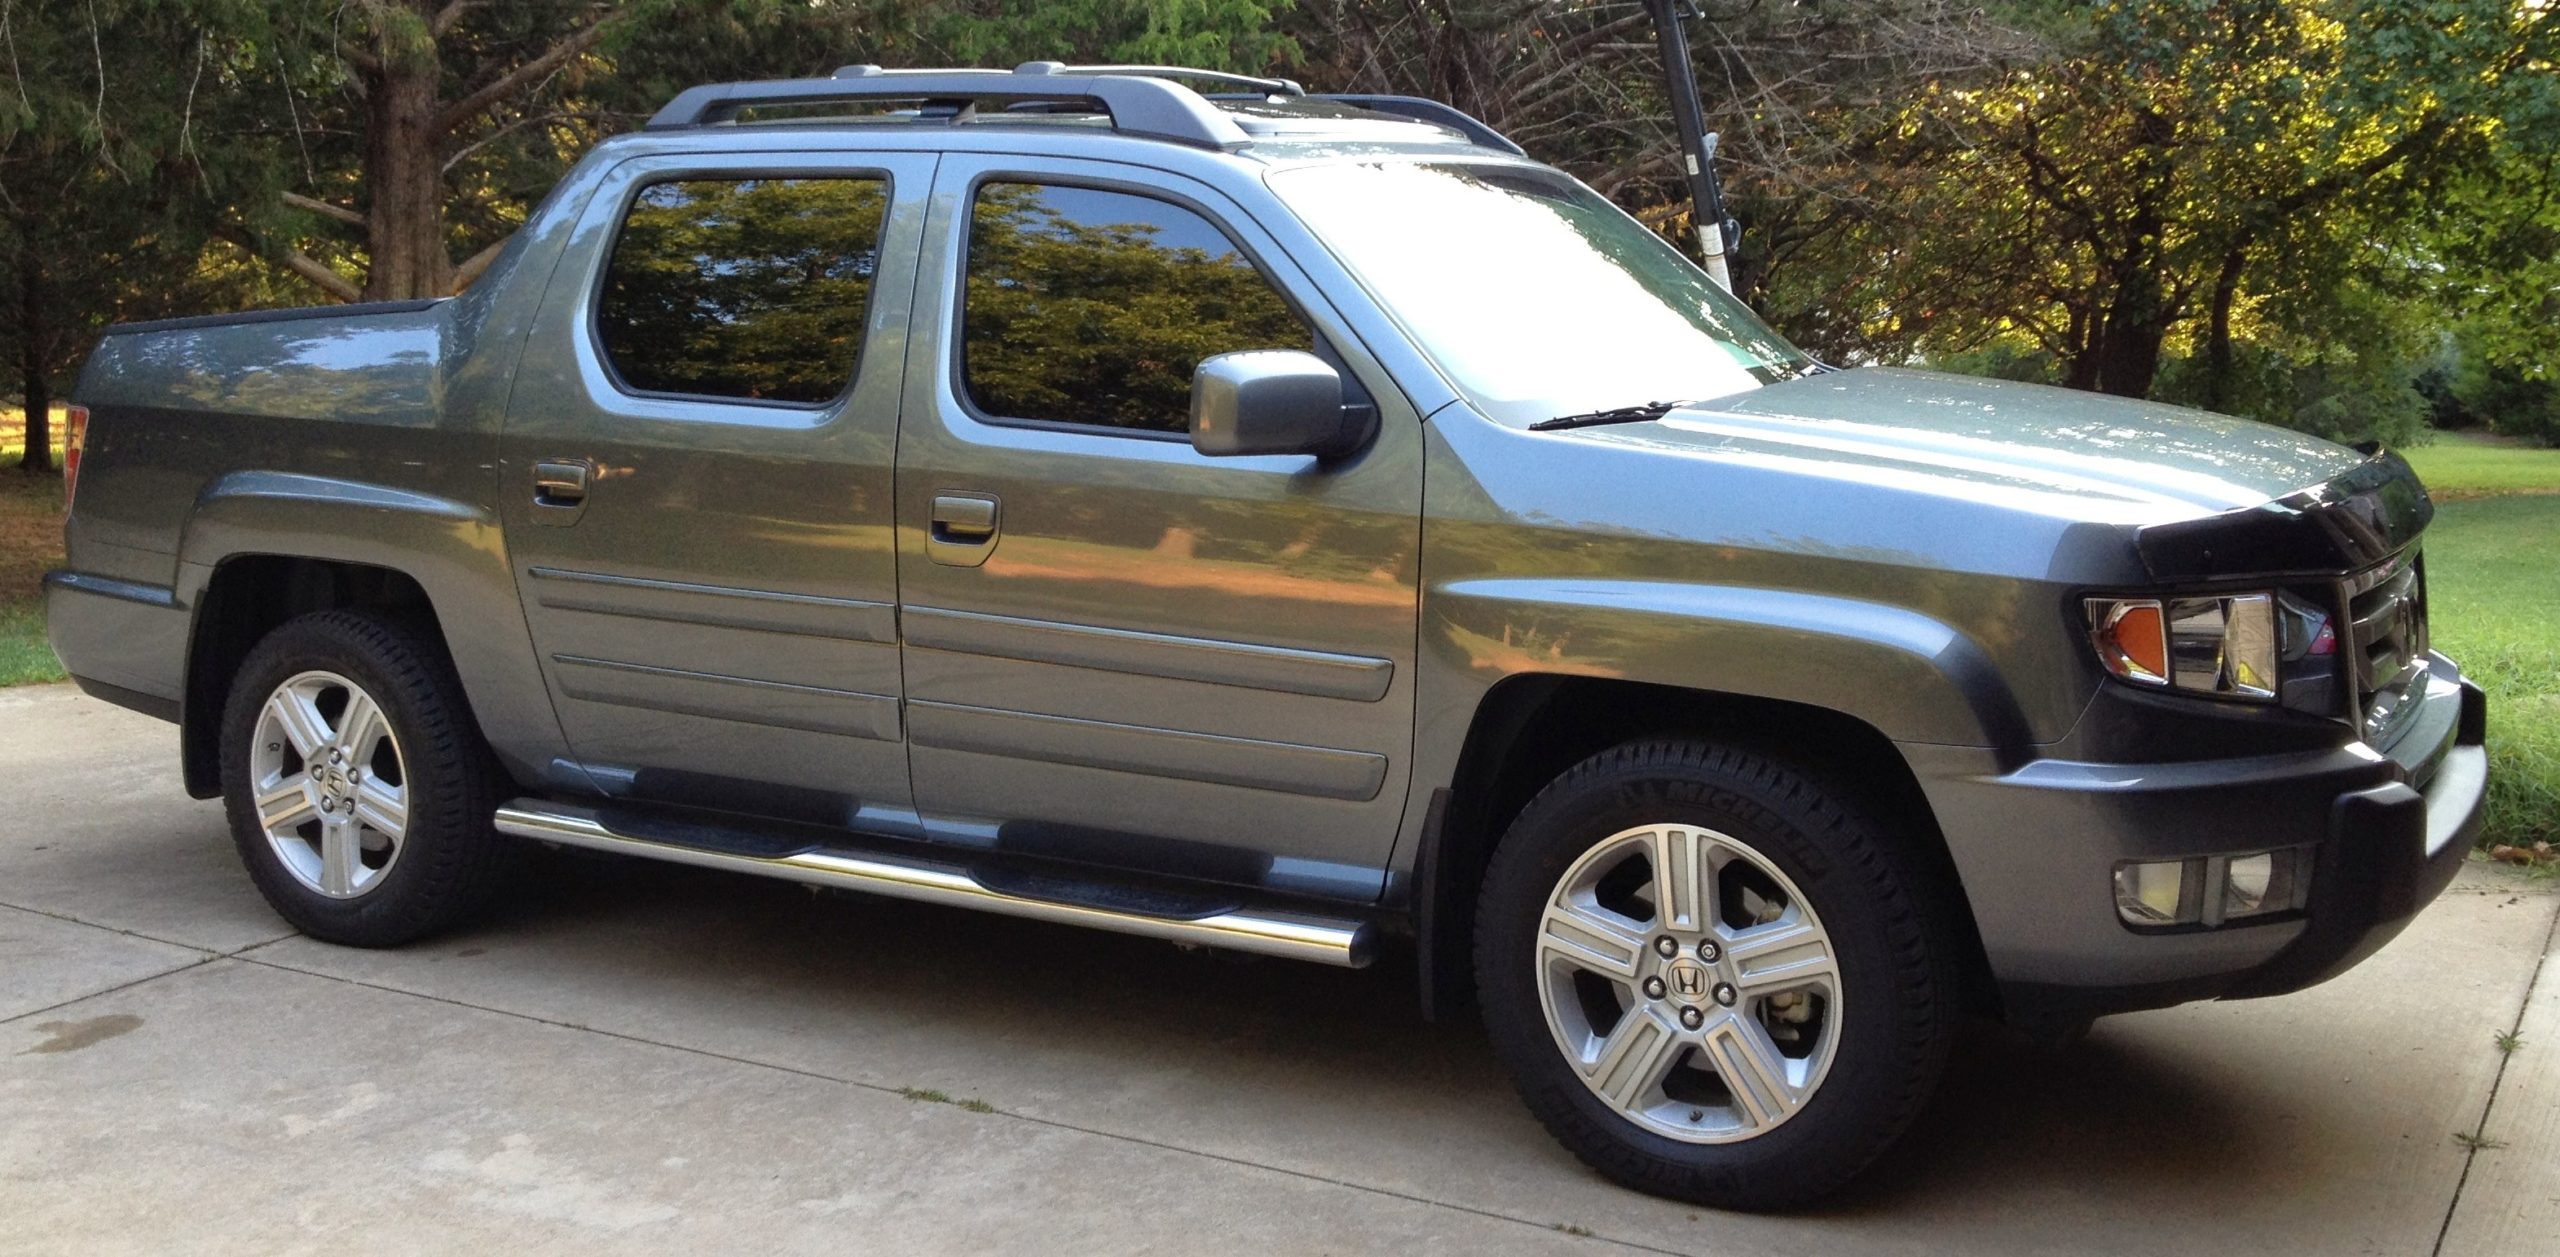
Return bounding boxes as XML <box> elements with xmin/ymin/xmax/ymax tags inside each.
<box><xmin>961</xmin><ymin>181</ymin><xmax>1307</xmax><ymax>433</ymax></box>
<box><xmin>597</xmin><ymin>176</ymin><xmax>887</xmax><ymax>405</ymax></box>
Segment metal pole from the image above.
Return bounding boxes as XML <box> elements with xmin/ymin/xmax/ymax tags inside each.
<box><xmin>1644</xmin><ymin>0</ymin><xmax>1733</xmax><ymax>290</ymax></box>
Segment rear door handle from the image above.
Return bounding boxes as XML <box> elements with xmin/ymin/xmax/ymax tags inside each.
<box><xmin>532</xmin><ymin>459</ymin><xmax>592</xmax><ymax>524</ymax></box>
<box><xmin>928</xmin><ymin>493</ymin><xmax>1000</xmax><ymax>566</ymax></box>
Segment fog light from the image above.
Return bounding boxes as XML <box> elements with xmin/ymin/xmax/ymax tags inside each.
<box><xmin>2221</xmin><ymin>849</ymin><xmax>2308</xmax><ymax>919</ymax></box>
<box><xmin>2117</xmin><ymin>850</ymin><xmax>2310</xmax><ymax>929</ymax></box>
<box><xmin>2114</xmin><ymin>860</ymin><xmax>2198</xmax><ymax>925</ymax></box>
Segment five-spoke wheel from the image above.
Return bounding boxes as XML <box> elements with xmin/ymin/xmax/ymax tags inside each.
<box><xmin>220</xmin><ymin>610</ymin><xmax>512</xmax><ymax>946</ymax></box>
<box><xmin>1536</xmin><ymin>823</ymin><xmax>1841</xmax><ymax>1143</ymax></box>
<box><xmin>1476</xmin><ymin>739</ymin><xmax>1959</xmax><ymax>1211</ymax></box>
<box><xmin>250</xmin><ymin>670</ymin><xmax>411</xmax><ymax>899</ymax></box>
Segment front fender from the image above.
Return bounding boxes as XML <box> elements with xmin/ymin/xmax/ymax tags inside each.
<box><xmin>1425</xmin><ymin>577</ymin><xmax>2035</xmax><ymax>750</ymax></box>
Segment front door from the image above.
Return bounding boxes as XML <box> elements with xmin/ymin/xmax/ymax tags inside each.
<box><xmin>499</xmin><ymin>149</ymin><xmax>937</xmax><ymax>828</ymax></box>
<box><xmin>894</xmin><ymin>155</ymin><xmax>1424</xmax><ymax>902</ymax></box>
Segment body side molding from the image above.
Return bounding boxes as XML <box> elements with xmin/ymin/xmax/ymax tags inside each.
<box><xmin>907</xmin><ymin>699</ymin><xmax>1389</xmax><ymax>800</ymax></box>
<box><xmin>902</xmin><ymin>604</ymin><xmax>1394</xmax><ymax>701</ymax></box>
<box><xmin>528</xmin><ymin>566</ymin><xmax>899</xmax><ymax>643</ymax></box>
<box><xmin>550</xmin><ymin>654</ymin><xmax>902</xmax><ymax>741</ymax></box>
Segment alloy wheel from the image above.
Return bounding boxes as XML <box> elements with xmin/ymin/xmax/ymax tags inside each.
<box><xmin>1535</xmin><ymin>822</ymin><xmax>1843</xmax><ymax>1142</ymax></box>
<box><xmin>248</xmin><ymin>670</ymin><xmax>410</xmax><ymax>899</ymax></box>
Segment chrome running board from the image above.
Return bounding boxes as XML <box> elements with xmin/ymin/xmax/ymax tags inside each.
<box><xmin>493</xmin><ymin>798</ymin><xmax>1373</xmax><ymax>968</ymax></box>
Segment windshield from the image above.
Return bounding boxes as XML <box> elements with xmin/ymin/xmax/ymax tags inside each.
<box><xmin>1266</xmin><ymin>160</ymin><xmax>1813</xmax><ymax>424</ymax></box>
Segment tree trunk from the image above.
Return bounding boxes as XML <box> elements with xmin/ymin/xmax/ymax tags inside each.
<box><xmin>362</xmin><ymin>39</ymin><xmax>451</xmax><ymax>301</ymax></box>
<box><xmin>2202</xmin><ymin>244</ymin><xmax>2248</xmax><ymax>411</ymax></box>
<box><xmin>15</xmin><ymin>239</ymin><xmax>51</xmax><ymax>476</ymax></box>
<box><xmin>2091</xmin><ymin>270</ymin><xmax>2169</xmax><ymax>399</ymax></box>
<box><xmin>2061</xmin><ymin>303</ymin><xmax>2100</xmax><ymax>391</ymax></box>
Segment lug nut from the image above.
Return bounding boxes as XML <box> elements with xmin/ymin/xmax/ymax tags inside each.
<box><xmin>1696</xmin><ymin>940</ymin><xmax>1722</xmax><ymax>963</ymax></box>
<box><xmin>1713</xmin><ymin>982</ymin><xmax>1738</xmax><ymax>1008</ymax></box>
<box><xmin>1643</xmin><ymin>976</ymin><xmax>1667</xmax><ymax>1000</ymax></box>
<box><xmin>1653</xmin><ymin>936</ymin><xmax>1678</xmax><ymax>958</ymax></box>
<box><xmin>1679</xmin><ymin>1006</ymin><xmax>1705</xmax><ymax>1030</ymax></box>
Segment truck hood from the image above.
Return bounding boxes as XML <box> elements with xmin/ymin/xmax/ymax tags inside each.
<box><xmin>1603</xmin><ymin>366</ymin><xmax>2372</xmax><ymax>521</ymax></box>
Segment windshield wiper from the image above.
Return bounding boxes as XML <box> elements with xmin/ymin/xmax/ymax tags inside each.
<box><xmin>1527</xmin><ymin>399</ymin><xmax>1694</xmax><ymax>432</ymax></box>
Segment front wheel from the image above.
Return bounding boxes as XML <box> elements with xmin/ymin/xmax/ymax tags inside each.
<box><xmin>1475</xmin><ymin>740</ymin><xmax>1959</xmax><ymax>1210</ymax></box>
<box><xmin>219</xmin><ymin>610</ymin><xmax>514</xmax><ymax>946</ymax></box>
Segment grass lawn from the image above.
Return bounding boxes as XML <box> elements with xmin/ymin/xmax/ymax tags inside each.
<box><xmin>2402</xmin><ymin>430</ymin><xmax>2560</xmax><ymax>500</ymax></box>
<box><xmin>2423</xmin><ymin>494</ymin><xmax>2560</xmax><ymax>849</ymax></box>
<box><xmin>1</xmin><ymin>405</ymin><xmax>70</xmax><ymax>686</ymax></box>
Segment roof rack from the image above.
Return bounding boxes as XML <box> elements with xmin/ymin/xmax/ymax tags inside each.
<box><xmin>645</xmin><ymin>61</ymin><xmax>1299</xmax><ymax>148</ymax></box>
<box><xmin>1023</xmin><ymin>62</ymin><xmax>1307</xmax><ymax>96</ymax></box>
<box><xmin>1259</xmin><ymin>93</ymin><xmax>1522</xmax><ymax>156</ymax></box>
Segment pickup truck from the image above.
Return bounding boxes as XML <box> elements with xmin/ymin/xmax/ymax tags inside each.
<box><xmin>46</xmin><ymin>63</ymin><xmax>2488</xmax><ymax>1210</ymax></box>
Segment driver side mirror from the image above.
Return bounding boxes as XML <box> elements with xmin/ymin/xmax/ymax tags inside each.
<box><xmin>1188</xmin><ymin>350</ymin><xmax>1373</xmax><ymax>461</ymax></box>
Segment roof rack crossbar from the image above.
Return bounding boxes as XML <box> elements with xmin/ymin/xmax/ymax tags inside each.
<box><xmin>1018</xmin><ymin>61</ymin><xmax>1306</xmax><ymax>97</ymax></box>
<box><xmin>1306</xmin><ymin>94</ymin><xmax>1523</xmax><ymax>155</ymax></box>
<box><xmin>644</xmin><ymin>64</ymin><xmax>1253</xmax><ymax>148</ymax></box>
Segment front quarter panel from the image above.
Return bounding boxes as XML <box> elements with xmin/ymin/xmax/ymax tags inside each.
<box><xmin>1409</xmin><ymin>407</ymin><xmax>2109</xmax><ymax>765</ymax></box>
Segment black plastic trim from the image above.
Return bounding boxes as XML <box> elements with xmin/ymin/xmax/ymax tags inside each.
<box><xmin>67</xmin><ymin>675</ymin><xmax>182</xmax><ymax>723</ymax></box>
<box><xmin>2136</xmin><ymin>446</ymin><xmax>2434</xmax><ymax>581</ymax></box>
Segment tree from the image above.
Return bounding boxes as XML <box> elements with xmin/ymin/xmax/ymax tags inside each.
<box><xmin>0</xmin><ymin>0</ymin><xmax>284</xmax><ymax>473</ymax></box>
<box><xmin>223</xmin><ymin>1</ymin><xmax>922</xmax><ymax>303</ymax></box>
<box><xmin>1758</xmin><ymin>0</ymin><xmax>2553</xmax><ymax>414</ymax></box>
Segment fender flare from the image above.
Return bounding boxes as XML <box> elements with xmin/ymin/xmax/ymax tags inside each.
<box><xmin>171</xmin><ymin>471</ymin><xmax>558</xmax><ymax>787</ymax></box>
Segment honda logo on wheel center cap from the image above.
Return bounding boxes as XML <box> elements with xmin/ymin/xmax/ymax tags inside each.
<box><xmin>1664</xmin><ymin>957</ymin><xmax>1711</xmax><ymax>1003</ymax></box>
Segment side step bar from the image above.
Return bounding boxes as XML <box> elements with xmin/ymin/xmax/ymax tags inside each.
<box><xmin>493</xmin><ymin>798</ymin><xmax>1374</xmax><ymax>968</ymax></box>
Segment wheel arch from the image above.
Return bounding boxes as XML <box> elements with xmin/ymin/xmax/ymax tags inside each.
<box><xmin>1415</xmin><ymin>674</ymin><xmax>1998</xmax><ymax>1022</ymax></box>
<box><xmin>171</xmin><ymin>470</ymin><xmax>559</xmax><ymax>796</ymax></box>
<box><xmin>178</xmin><ymin>555</ymin><xmax>456</xmax><ymax>798</ymax></box>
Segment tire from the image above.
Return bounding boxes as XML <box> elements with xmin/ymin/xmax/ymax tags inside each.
<box><xmin>219</xmin><ymin>609</ymin><xmax>515</xmax><ymax>947</ymax></box>
<box><xmin>1474</xmin><ymin>739</ymin><xmax>1959</xmax><ymax>1211</ymax></box>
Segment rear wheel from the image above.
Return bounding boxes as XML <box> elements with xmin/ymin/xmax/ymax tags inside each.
<box><xmin>220</xmin><ymin>610</ymin><xmax>513</xmax><ymax>946</ymax></box>
<box><xmin>1475</xmin><ymin>740</ymin><xmax>1958</xmax><ymax>1210</ymax></box>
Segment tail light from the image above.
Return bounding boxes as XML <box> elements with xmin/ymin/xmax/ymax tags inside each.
<box><xmin>62</xmin><ymin>403</ymin><xmax>88</xmax><ymax>510</ymax></box>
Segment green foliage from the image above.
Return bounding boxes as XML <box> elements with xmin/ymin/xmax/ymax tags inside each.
<box><xmin>919</xmin><ymin>0</ymin><xmax>1297</xmax><ymax>71</ymax></box>
<box><xmin>2447</xmin><ymin>362</ymin><xmax>2560</xmax><ymax>447</ymax></box>
<box><xmin>2153</xmin><ymin>342</ymin><xmax>2432</xmax><ymax>447</ymax></box>
<box><xmin>3</xmin><ymin>0</ymin><xmax>2552</xmax><ymax>452</ymax></box>
<box><xmin>1925</xmin><ymin>343</ymin><xmax>2061</xmax><ymax>385</ymax></box>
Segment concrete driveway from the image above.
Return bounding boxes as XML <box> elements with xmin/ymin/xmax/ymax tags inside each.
<box><xmin>3</xmin><ymin>681</ymin><xmax>2555</xmax><ymax>1255</ymax></box>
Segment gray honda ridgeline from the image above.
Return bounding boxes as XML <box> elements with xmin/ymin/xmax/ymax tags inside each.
<box><xmin>46</xmin><ymin>65</ymin><xmax>2486</xmax><ymax>1210</ymax></box>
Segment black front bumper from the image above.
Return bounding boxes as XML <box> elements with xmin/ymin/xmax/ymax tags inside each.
<box><xmin>2221</xmin><ymin>688</ymin><xmax>2486</xmax><ymax>998</ymax></box>
<box><xmin>1912</xmin><ymin>657</ymin><xmax>2489</xmax><ymax>1024</ymax></box>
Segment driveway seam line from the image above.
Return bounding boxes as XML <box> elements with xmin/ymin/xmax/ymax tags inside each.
<box><xmin>234</xmin><ymin>952</ymin><xmax>1660</xmax><ymax>1253</ymax></box>
<box><xmin>0</xmin><ymin>954</ymin><xmax>226</xmax><ymax>1027</ymax></box>
<box><xmin>0</xmin><ymin>897</ymin><xmax>295</xmax><ymax>957</ymax></box>
<box><xmin>2432</xmin><ymin>887</ymin><xmax>2560</xmax><ymax>1257</ymax></box>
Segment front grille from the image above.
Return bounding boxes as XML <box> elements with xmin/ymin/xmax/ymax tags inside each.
<box><xmin>2342</xmin><ymin>551</ymin><xmax>2428</xmax><ymax>743</ymax></box>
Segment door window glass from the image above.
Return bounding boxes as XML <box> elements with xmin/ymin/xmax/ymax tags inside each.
<box><xmin>961</xmin><ymin>182</ymin><xmax>1307</xmax><ymax>433</ymax></box>
<box><xmin>597</xmin><ymin>176</ymin><xmax>887</xmax><ymax>404</ymax></box>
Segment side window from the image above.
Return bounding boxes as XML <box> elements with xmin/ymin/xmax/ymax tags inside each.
<box><xmin>596</xmin><ymin>176</ymin><xmax>887</xmax><ymax>405</ymax></box>
<box><xmin>961</xmin><ymin>181</ymin><xmax>1309</xmax><ymax>433</ymax></box>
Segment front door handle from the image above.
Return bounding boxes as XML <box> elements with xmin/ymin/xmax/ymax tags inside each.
<box><xmin>928</xmin><ymin>493</ymin><xmax>1000</xmax><ymax>566</ymax></box>
<box><xmin>532</xmin><ymin>459</ymin><xmax>592</xmax><ymax>524</ymax></box>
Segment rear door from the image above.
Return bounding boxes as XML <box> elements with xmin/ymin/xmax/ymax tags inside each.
<box><xmin>892</xmin><ymin>154</ymin><xmax>1424</xmax><ymax>902</ymax></box>
<box><xmin>498</xmin><ymin>149</ymin><xmax>936</xmax><ymax>827</ymax></box>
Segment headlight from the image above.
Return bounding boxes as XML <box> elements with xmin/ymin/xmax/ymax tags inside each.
<box><xmin>2085</xmin><ymin>592</ymin><xmax>2279</xmax><ymax>701</ymax></box>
